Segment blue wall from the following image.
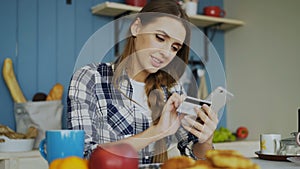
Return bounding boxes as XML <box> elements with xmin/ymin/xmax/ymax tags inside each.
<box><xmin>0</xmin><ymin>0</ymin><xmax>225</xmax><ymax>130</ymax></box>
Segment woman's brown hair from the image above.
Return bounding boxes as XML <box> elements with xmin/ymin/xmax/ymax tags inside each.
<box><xmin>113</xmin><ymin>0</ymin><xmax>191</xmax><ymax>163</ymax></box>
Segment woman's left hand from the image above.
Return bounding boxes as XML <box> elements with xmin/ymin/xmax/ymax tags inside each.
<box><xmin>181</xmin><ymin>104</ymin><xmax>218</xmax><ymax>143</ymax></box>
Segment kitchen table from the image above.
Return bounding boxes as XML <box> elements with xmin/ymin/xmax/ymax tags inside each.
<box><xmin>251</xmin><ymin>158</ymin><xmax>299</xmax><ymax>169</ymax></box>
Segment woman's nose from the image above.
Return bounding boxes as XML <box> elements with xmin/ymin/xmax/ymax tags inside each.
<box><xmin>159</xmin><ymin>45</ymin><xmax>172</xmax><ymax>58</ymax></box>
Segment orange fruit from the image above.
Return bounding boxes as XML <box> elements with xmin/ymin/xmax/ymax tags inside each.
<box><xmin>49</xmin><ymin>156</ymin><xmax>88</xmax><ymax>169</ymax></box>
<box><xmin>49</xmin><ymin>158</ymin><xmax>63</xmax><ymax>169</ymax></box>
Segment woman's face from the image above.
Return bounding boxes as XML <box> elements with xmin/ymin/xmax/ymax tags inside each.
<box><xmin>129</xmin><ymin>16</ymin><xmax>186</xmax><ymax>81</ymax></box>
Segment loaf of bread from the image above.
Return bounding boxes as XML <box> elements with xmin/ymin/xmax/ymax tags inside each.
<box><xmin>2</xmin><ymin>58</ymin><xmax>27</xmax><ymax>103</ymax></box>
<box><xmin>46</xmin><ymin>83</ymin><xmax>64</xmax><ymax>101</ymax></box>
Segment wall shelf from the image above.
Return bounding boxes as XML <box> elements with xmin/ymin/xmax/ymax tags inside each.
<box><xmin>91</xmin><ymin>1</ymin><xmax>245</xmax><ymax>31</ymax></box>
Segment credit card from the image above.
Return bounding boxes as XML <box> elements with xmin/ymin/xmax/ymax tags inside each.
<box><xmin>177</xmin><ymin>96</ymin><xmax>212</xmax><ymax>116</ymax></box>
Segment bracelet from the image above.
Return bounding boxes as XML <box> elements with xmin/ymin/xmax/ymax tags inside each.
<box><xmin>177</xmin><ymin>136</ymin><xmax>214</xmax><ymax>160</ymax></box>
<box><xmin>178</xmin><ymin>139</ymin><xmax>198</xmax><ymax>160</ymax></box>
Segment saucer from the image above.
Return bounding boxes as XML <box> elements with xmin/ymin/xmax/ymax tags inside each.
<box><xmin>255</xmin><ymin>151</ymin><xmax>300</xmax><ymax>161</ymax></box>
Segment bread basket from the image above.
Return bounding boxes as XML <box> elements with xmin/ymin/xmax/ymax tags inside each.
<box><xmin>0</xmin><ymin>135</ymin><xmax>34</xmax><ymax>152</ymax></box>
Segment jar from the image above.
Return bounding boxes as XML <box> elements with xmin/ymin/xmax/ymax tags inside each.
<box><xmin>279</xmin><ymin>132</ymin><xmax>300</xmax><ymax>155</ymax></box>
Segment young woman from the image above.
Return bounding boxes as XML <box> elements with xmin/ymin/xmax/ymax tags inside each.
<box><xmin>67</xmin><ymin>0</ymin><xmax>218</xmax><ymax>164</ymax></box>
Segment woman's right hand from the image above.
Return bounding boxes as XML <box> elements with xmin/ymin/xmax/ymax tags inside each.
<box><xmin>155</xmin><ymin>93</ymin><xmax>184</xmax><ymax>137</ymax></box>
<box><xmin>110</xmin><ymin>93</ymin><xmax>185</xmax><ymax>151</ymax></box>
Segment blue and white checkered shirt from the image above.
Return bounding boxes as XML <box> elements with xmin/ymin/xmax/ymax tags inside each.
<box><xmin>67</xmin><ymin>62</ymin><xmax>190</xmax><ymax>164</ymax></box>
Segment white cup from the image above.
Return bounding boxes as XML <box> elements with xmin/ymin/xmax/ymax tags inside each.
<box><xmin>260</xmin><ymin>134</ymin><xmax>281</xmax><ymax>155</ymax></box>
<box><xmin>185</xmin><ymin>2</ymin><xmax>198</xmax><ymax>15</ymax></box>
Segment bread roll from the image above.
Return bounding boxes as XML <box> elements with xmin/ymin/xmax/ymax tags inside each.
<box><xmin>161</xmin><ymin>156</ymin><xmax>195</xmax><ymax>169</ymax></box>
<box><xmin>161</xmin><ymin>149</ymin><xmax>260</xmax><ymax>169</ymax></box>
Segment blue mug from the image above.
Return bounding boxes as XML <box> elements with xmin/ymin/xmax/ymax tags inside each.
<box><xmin>39</xmin><ymin>130</ymin><xmax>85</xmax><ymax>164</ymax></box>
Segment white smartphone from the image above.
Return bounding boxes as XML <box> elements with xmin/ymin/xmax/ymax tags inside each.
<box><xmin>177</xmin><ymin>96</ymin><xmax>212</xmax><ymax>116</ymax></box>
<box><xmin>205</xmin><ymin>86</ymin><xmax>234</xmax><ymax>117</ymax></box>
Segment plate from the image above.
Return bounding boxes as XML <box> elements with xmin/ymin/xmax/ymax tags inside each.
<box><xmin>287</xmin><ymin>157</ymin><xmax>300</xmax><ymax>165</ymax></box>
<box><xmin>255</xmin><ymin>151</ymin><xmax>300</xmax><ymax>161</ymax></box>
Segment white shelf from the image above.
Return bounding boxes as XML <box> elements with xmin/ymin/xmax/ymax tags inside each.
<box><xmin>91</xmin><ymin>1</ymin><xmax>245</xmax><ymax>31</ymax></box>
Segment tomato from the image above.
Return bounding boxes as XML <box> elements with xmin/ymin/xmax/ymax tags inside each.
<box><xmin>89</xmin><ymin>143</ymin><xmax>139</xmax><ymax>169</ymax></box>
<box><xmin>236</xmin><ymin>126</ymin><xmax>249</xmax><ymax>139</ymax></box>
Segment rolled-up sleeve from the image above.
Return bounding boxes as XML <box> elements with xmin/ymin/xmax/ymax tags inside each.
<box><xmin>67</xmin><ymin>66</ymin><xmax>99</xmax><ymax>158</ymax></box>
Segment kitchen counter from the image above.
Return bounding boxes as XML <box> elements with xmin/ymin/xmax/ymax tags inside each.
<box><xmin>0</xmin><ymin>150</ymin><xmax>48</xmax><ymax>169</ymax></box>
<box><xmin>214</xmin><ymin>140</ymin><xmax>260</xmax><ymax>157</ymax></box>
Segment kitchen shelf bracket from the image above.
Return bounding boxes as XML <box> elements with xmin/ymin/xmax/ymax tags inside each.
<box><xmin>203</xmin><ymin>22</ymin><xmax>223</xmax><ymax>63</ymax></box>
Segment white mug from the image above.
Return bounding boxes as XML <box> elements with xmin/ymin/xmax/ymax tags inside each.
<box><xmin>260</xmin><ymin>134</ymin><xmax>281</xmax><ymax>155</ymax></box>
<box><xmin>184</xmin><ymin>2</ymin><xmax>198</xmax><ymax>15</ymax></box>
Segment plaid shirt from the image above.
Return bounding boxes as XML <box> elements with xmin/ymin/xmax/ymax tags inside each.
<box><xmin>67</xmin><ymin>62</ymin><xmax>190</xmax><ymax>163</ymax></box>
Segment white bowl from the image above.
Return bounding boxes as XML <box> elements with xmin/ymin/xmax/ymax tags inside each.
<box><xmin>0</xmin><ymin>136</ymin><xmax>34</xmax><ymax>152</ymax></box>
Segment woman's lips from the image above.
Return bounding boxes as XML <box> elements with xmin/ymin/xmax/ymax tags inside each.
<box><xmin>150</xmin><ymin>56</ymin><xmax>163</xmax><ymax>68</ymax></box>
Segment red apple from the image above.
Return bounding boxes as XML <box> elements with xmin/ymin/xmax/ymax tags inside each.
<box><xmin>89</xmin><ymin>143</ymin><xmax>139</xmax><ymax>169</ymax></box>
<box><xmin>236</xmin><ymin>126</ymin><xmax>249</xmax><ymax>139</ymax></box>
